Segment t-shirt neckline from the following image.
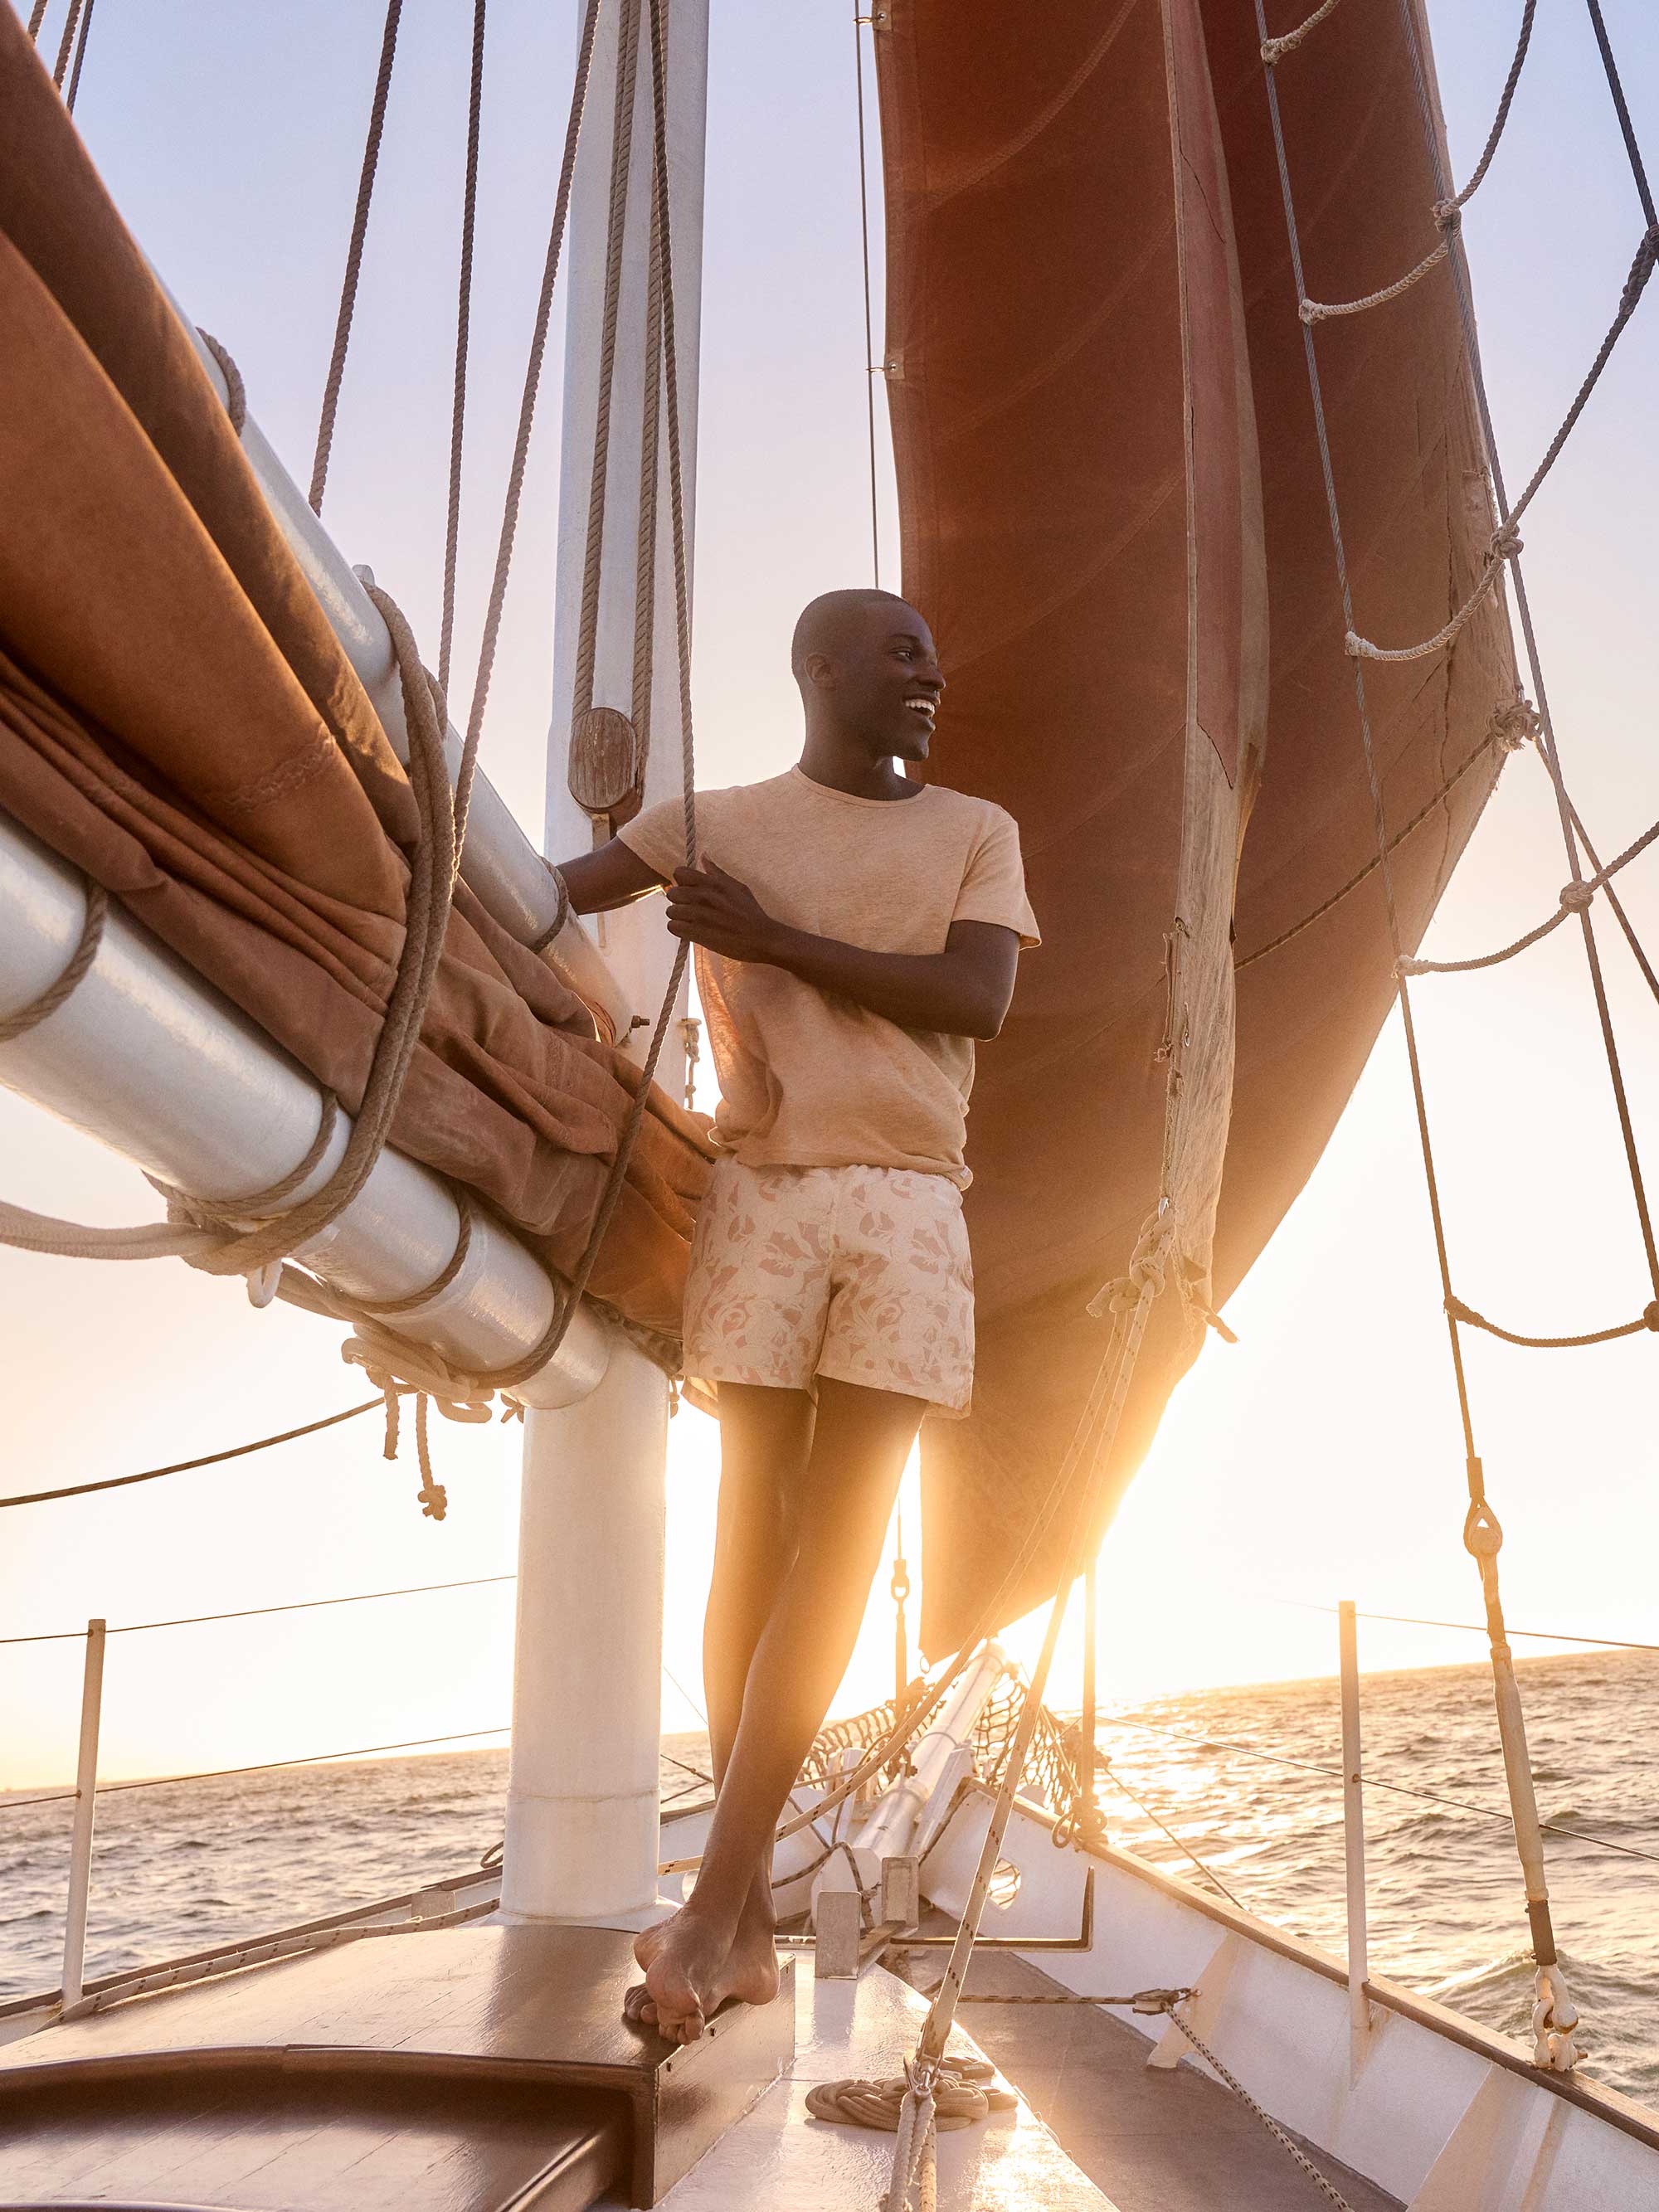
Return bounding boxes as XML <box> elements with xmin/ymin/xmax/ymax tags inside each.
<box><xmin>788</xmin><ymin>765</ymin><xmax>933</xmax><ymax>809</ymax></box>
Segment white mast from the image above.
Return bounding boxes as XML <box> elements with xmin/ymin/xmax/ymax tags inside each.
<box><xmin>501</xmin><ymin>0</ymin><xmax>710</xmax><ymax>1930</ymax></box>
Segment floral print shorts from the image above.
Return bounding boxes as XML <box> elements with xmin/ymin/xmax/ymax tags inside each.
<box><xmin>683</xmin><ymin>1159</ymin><xmax>975</xmax><ymax>1416</ymax></box>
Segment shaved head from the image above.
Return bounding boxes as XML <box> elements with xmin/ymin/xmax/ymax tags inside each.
<box><xmin>790</xmin><ymin>589</ymin><xmax>921</xmax><ymax>683</ymax></box>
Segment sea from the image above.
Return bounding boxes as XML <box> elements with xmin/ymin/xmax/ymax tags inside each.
<box><xmin>2</xmin><ymin>1644</ymin><xmax>1655</xmax><ymax>2103</ymax></box>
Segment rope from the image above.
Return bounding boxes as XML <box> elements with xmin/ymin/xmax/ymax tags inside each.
<box><xmin>1433</xmin><ymin>0</ymin><xmax>1537</xmax><ymax>226</ymax></box>
<box><xmin>338</xmin><ymin>0</ymin><xmax>698</xmax><ymax>1412</ymax></box>
<box><xmin>195</xmin><ymin>328</ymin><xmax>248</xmax><ymax>435</ymax></box>
<box><xmin>1167</xmin><ymin>2006</ymin><xmax>1358</xmax><ymax>2210</ymax></box>
<box><xmin>1444</xmin><ymin>1291</ymin><xmax>1659</xmax><ymax>1349</ymax></box>
<box><xmin>572</xmin><ymin>0</ymin><xmax>645</xmax><ymax>726</ymax></box>
<box><xmin>26</xmin><ymin>0</ymin><xmax>48</xmax><ymax>40</ymax></box>
<box><xmin>62</xmin><ymin>0</ymin><xmax>93</xmax><ymax>112</ymax></box>
<box><xmin>1300</xmin><ymin>238</ymin><xmax>1447</xmax><ymax>325</ymax></box>
<box><xmin>2</xmin><ymin>1725</ymin><xmax>513</xmax><ymax>1819</ymax></box>
<box><xmin>805</xmin><ymin>2059</ymin><xmax>1014</xmax><ymax>2133</ymax></box>
<box><xmin>1399</xmin><ymin>809</ymin><xmax>1659</xmax><ymax>975</ymax></box>
<box><xmin>853</xmin><ymin>1</ymin><xmax>882</xmax><ymax>587</ymax></box>
<box><xmin>1234</xmin><ymin>712</ymin><xmax>1525</xmax><ymax>970</ymax></box>
<box><xmin>49</xmin><ymin>0</ymin><xmax>82</xmax><ymax>88</ymax></box>
<box><xmin>1311</xmin><ymin>1604</ymin><xmax>1659</xmax><ymax>1653</ymax></box>
<box><xmin>455</xmin><ymin>0</ymin><xmax>602</xmax><ymax>866</ymax></box>
<box><xmin>1584</xmin><ymin>0</ymin><xmax>1657</xmax><ymax>229</ymax></box>
<box><xmin>1346</xmin><ymin>220</ymin><xmax>1659</xmax><ymax>662</ymax></box>
<box><xmin>0</xmin><ymin>1399</ymin><xmax>383</xmax><ymax>1514</ymax></box>
<box><xmin>1252</xmin><ymin>0</ymin><xmax>1587</xmax><ymax>2026</ymax></box>
<box><xmin>438</xmin><ymin>0</ymin><xmax>488</xmax><ymax>703</ymax></box>
<box><xmin>0</xmin><ymin>882</ymin><xmax>105</xmax><ymax>1041</ymax></box>
<box><xmin>1259</xmin><ymin>0</ymin><xmax>1343</xmax><ymax>67</ymax></box>
<box><xmin>1101</xmin><ymin>1759</ymin><xmax>1248</xmax><ymax>1909</ymax></box>
<box><xmin>308</xmin><ymin>0</ymin><xmax>404</xmax><ymax>514</ymax></box>
<box><xmin>0</xmin><ymin>1573</ymin><xmax>514</xmax><ymax>1646</ymax></box>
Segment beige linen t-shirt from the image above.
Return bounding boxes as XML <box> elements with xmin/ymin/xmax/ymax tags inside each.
<box><xmin>617</xmin><ymin>766</ymin><xmax>1039</xmax><ymax>1187</ymax></box>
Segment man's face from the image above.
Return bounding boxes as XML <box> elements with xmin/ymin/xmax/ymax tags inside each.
<box><xmin>819</xmin><ymin>605</ymin><xmax>946</xmax><ymax>762</ymax></box>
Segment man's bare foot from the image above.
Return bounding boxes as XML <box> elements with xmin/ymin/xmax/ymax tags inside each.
<box><xmin>626</xmin><ymin>1880</ymin><xmax>773</xmax><ymax>2032</ymax></box>
<box><xmin>637</xmin><ymin>1896</ymin><xmax>779</xmax><ymax>2046</ymax></box>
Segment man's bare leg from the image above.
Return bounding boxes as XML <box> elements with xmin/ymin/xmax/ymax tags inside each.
<box><xmin>627</xmin><ymin>1385</ymin><xmax>813</xmax><ymax>2020</ymax></box>
<box><xmin>642</xmin><ymin>1378</ymin><xmax>927</xmax><ymax>2043</ymax></box>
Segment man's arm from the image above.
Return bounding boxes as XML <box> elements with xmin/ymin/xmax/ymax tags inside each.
<box><xmin>665</xmin><ymin>861</ymin><xmax>1019</xmax><ymax>1041</ymax></box>
<box><xmin>554</xmin><ymin>837</ymin><xmax>669</xmax><ymax>914</ymax></box>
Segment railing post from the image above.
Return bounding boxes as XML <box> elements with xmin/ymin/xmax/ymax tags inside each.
<box><xmin>1338</xmin><ymin>1599</ymin><xmax>1370</xmax><ymax>2073</ymax></box>
<box><xmin>61</xmin><ymin>1616</ymin><xmax>106</xmax><ymax>2012</ymax></box>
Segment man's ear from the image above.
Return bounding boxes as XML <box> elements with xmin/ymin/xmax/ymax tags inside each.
<box><xmin>805</xmin><ymin>651</ymin><xmax>836</xmax><ymax>690</ymax></box>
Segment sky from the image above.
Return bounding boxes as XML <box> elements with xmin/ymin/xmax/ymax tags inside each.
<box><xmin>2</xmin><ymin>0</ymin><xmax>1657</xmax><ymax>1794</ymax></box>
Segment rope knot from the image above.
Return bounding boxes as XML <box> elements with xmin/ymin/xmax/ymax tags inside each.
<box><xmin>1487</xmin><ymin>520</ymin><xmax>1523</xmax><ymax>566</ymax></box>
<box><xmin>1621</xmin><ymin>221</ymin><xmax>1659</xmax><ymax>318</ymax></box>
<box><xmin>1643</xmin><ymin>1301</ymin><xmax>1659</xmax><ymax>1333</ymax></box>
<box><xmin>1432</xmin><ymin>198</ymin><xmax>1462</xmax><ymax>235</ymax></box>
<box><xmin>1488</xmin><ymin>695</ymin><xmax>1540</xmax><ymax>751</ymax></box>
<box><xmin>1559</xmin><ymin>880</ymin><xmax>1595</xmax><ymax>912</ymax></box>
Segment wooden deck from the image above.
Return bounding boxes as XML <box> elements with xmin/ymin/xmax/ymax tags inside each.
<box><xmin>894</xmin><ymin>1947</ymin><xmax>1404</xmax><ymax>2211</ymax></box>
<box><xmin>0</xmin><ymin>1923</ymin><xmax>794</xmax><ymax>2210</ymax></box>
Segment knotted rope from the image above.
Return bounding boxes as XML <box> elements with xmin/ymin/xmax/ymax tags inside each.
<box><xmin>1259</xmin><ymin>0</ymin><xmax>1343</xmax><ymax>68</ymax></box>
<box><xmin>805</xmin><ymin>2057</ymin><xmax>1013</xmax><ymax>2135</ymax></box>
<box><xmin>1399</xmin><ymin>805</ymin><xmax>1659</xmax><ymax>975</ymax></box>
<box><xmin>1445</xmin><ymin>1291</ymin><xmax>1659</xmax><ymax>1352</ymax></box>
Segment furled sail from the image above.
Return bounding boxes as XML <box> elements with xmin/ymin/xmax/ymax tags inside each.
<box><xmin>878</xmin><ymin>0</ymin><xmax>1519</xmax><ymax>1650</ymax></box>
<box><xmin>0</xmin><ymin>13</ymin><xmax>711</xmax><ymax>1342</ymax></box>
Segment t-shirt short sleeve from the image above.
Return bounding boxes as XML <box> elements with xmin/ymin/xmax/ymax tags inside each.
<box><xmin>615</xmin><ymin>795</ymin><xmax>695</xmax><ymax>882</ymax></box>
<box><xmin>953</xmin><ymin>809</ymin><xmax>1040</xmax><ymax>947</ymax></box>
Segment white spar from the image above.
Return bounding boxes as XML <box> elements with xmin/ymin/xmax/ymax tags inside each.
<box><xmin>501</xmin><ymin>0</ymin><xmax>713</xmax><ymax>1929</ymax></box>
<box><xmin>0</xmin><ymin>818</ymin><xmax>611</xmax><ymax>1410</ymax></box>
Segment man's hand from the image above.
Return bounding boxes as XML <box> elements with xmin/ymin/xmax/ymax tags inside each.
<box><xmin>666</xmin><ymin>861</ymin><xmax>790</xmax><ymax>965</ymax></box>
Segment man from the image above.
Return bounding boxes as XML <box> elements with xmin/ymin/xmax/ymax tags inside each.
<box><xmin>554</xmin><ymin>587</ymin><xmax>1038</xmax><ymax>2045</ymax></box>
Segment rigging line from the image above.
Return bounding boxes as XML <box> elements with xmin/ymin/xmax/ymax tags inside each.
<box><xmin>3</xmin><ymin>1726</ymin><xmax>515</xmax><ymax>1818</ymax></box>
<box><xmin>1584</xmin><ymin>0</ymin><xmax>1657</xmax><ymax>229</ymax></box>
<box><xmin>26</xmin><ymin>0</ymin><xmax>48</xmax><ymax>41</ymax></box>
<box><xmin>1389</xmin><ymin>0</ymin><xmax>1659</xmax><ymax>1304</ymax></box>
<box><xmin>49</xmin><ymin>0</ymin><xmax>82</xmax><ymax>88</ymax></box>
<box><xmin>456</xmin><ymin>0</ymin><xmax>603</xmax><ymax>865</ymax></box>
<box><xmin>438</xmin><ymin>0</ymin><xmax>489</xmax><ymax>704</ymax></box>
<box><xmin>1101</xmin><ymin>1761</ymin><xmax>1248</xmax><ymax>1910</ymax></box>
<box><xmin>1297</xmin><ymin>1602</ymin><xmax>1659</xmax><ymax>1653</ymax></box>
<box><xmin>0</xmin><ymin>1574</ymin><xmax>517</xmax><ymax>1650</ymax></box>
<box><xmin>852</xmin><ymin>3</ymin><xmax>882</xmax><ymax>588</ymax></box>
<box><xmin>1252</xmin><ymin>9</ymin><xmax>1481</xmax><ymax>1480</ymax></box>
<box><xmin>0</xmin><ymin>1398</ymin><xmax>384</xmax><ymax>1515</ymax></box>
<box><xmin>62</xmin><ymin>0</ymin><xmax>93</xmax><ymax>113</ymax></box>
<box><xmin>309</xmin><ymin>0</ymin><xmax>404</xmax><ymax>516</ymax></box>
<box><xmin>1106</xmin><ymin>1718</ymin><xmax>1659</xmax><ymax>1867</ymax></box>
<box><xmin>1436</xmin><ymin>0</ymin><xmax>1536</xmax><ymax>224</ymax></box>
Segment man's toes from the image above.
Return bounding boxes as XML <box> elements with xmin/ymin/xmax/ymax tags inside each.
<box><xmin>622</xmin><ymin>1983</ymin><xmax>659</xmax><ymax>2028</ymax></box>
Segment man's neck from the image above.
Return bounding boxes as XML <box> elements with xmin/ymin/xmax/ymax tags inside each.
<box><xmin>795</xmin><ymin>731</ymin><xmax>919</xmax><ymax>801</ymax></box>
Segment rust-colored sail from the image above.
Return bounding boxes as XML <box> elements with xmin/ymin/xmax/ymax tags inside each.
<box><xmin>878</xmin><ymin>0</ymin><xmax>1517</xmax><ymax>1651</ymax></box>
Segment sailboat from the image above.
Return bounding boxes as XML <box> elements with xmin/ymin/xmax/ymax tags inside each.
<box><xmin>2</xmin><ymin>0</ymin><xmax>1657</xmax><ymax>2204</ymax></box>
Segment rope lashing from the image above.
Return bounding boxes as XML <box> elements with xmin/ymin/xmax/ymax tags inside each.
<box><xmin>527</xmin><ymin>862</ymin><xmax>572</xmax><ymax>955</ymax></box>
<box><xmin>309</xmin><ymin>0</ymin><xmax>405</xmax><ymax>513</ymax></box>
<box><xmin>195</xmin><ymin>329</ymin><xmax>247</xmax><ymax>436</ymax></box>
<box><xmin>0</xmin><ymin>882</ymin><xmax>105</xmax><ymax>1043</ymax></box>
<box><xmin>1299</xmin><ymin>238</ymin><xmax>1448</xmax><ymax>325</ymax></box>
<box><xmin>1164</xmin><ymin>2005</ymin><xmax>1359</xmax><ymax>2210</ymax></box>
<box><xmin>1446</xmin><ymin>1291</ymin><xmax>1659</xmax><ymax>1350</ymax></box>
<box><xmin>1259</xmin><ymin>0</ymin><xmax>1344</xmax><ymax>67</ymax></box>
<box><xmin>1345</xmin><ymin>520</ymin><xmax>1520</xmax><ymax>664</ymax></box>
<box><xmin>1399</xmin><ymin>807</ymin><xmax>1659</xmax><ymax>975</ymax></box>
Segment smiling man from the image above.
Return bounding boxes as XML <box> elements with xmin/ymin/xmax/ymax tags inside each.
<box><xmin>553</xmin><ymin>586</ymin><xmax>1039</xmax><ymax>2045</ymax></box>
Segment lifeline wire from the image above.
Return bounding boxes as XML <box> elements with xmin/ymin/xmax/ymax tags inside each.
<box><xmin>853</xmin><ymin>2</ymin><xmax>883</xmax><ymax>587</ymax></box>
